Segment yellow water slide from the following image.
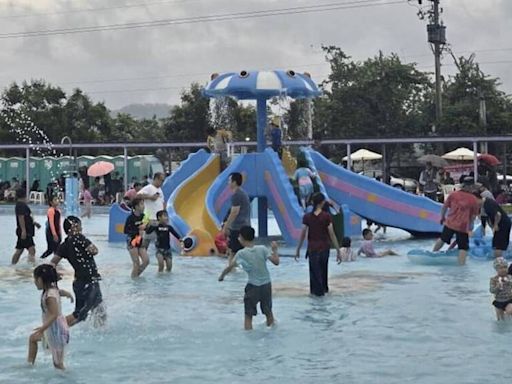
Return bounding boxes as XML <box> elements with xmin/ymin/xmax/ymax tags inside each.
<box><xmin>173</xmin><ymin>156</ymin><xmax>220</xmax><ymax>256</ymax></box>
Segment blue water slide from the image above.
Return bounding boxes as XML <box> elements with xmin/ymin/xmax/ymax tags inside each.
<box><xmin>301</xmin><ymin>148</ymin><xmax>361</xmax><ymax>236</ymax></box>
<box><xmin>205</xmin><ymin>149</ymin><xmax>304</xmax><ymax>245</ymax></box>
<box><xmin>161</xmin><ymin>149</ymin><xmax>211</xmax><ymax>201</ymax></box>
<box><xmin>308</xmin><ymin>149</ymin><xmax>442</xmax><ymax>236</ymax></box>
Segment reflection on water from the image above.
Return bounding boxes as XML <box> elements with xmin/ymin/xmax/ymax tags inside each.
<box><xmin>0</xmin><ymin>214</ymin><xmax>511</xmax><ymax>383</ymax></box>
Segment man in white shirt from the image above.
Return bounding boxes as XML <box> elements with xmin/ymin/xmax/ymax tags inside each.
<box><xmin>137</xmin><ymin>172</ymin><xmax>166</xmax><ymax>249</ymax></box>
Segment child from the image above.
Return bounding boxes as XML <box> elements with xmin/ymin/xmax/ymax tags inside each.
<box><xmin>28</xmin><ymin>264</ymin><xmax>71</xmax><ymax>370</ymax></box>
<box><xmin>490</xmin><ymin>258</ymin><xmax>512</xmax><ymax>321</ymax></box>
<box><xmin>145</xmin><ymin>210</ymin><xmax>181</xmax><ymax>273</ymax></box>
<box><xmin>294</xmin><ymin>163</ymin><xmax>316</xmax><ymax>209</ymax></box>
<box><xmin>81</xmin><ymin>188</ymin><xmax>92</xmax><ymax>219</ymax></box>
<box><xmin>41</xmin><ymin>195</ymin><xmax>62</xmax><ymax>259</ymax></box>
<box><xmin>218</xmin><ymin>226</ymin><xmax>279</xmax><ymax>330</ymax></box>
<box><xmin>124</xmin><ymin>197</ymin><xmax>150</xmax><ymax>278</ymax></box>
<box><xmin>11</xmin><ymin>188</ymin><xmax>41</xmax><ymax>265</ymax></box>
<box><xmin>358</xmin><ymin>228</ymin><xmax>398</xmax><ymax>258</ymax></box>
<box><xmin>214</xmin><ymin>230</ymin><xmax>228</xmax><ymax>257</ymax></box>
<box><xmin>340</xmin><ymin>236</ymin><xmax>356</xmax><ymax>262</ymax></box>
<box><xmin>51</xmin><ymin>216</ymin><xmax>106</xmax><ymax>327</ymax></box>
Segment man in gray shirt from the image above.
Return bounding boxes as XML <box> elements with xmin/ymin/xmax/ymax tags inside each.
<box><xmin>223</xmin><ymin>172</ymin><xmax>251</xmax><ymax>259</ymax></box>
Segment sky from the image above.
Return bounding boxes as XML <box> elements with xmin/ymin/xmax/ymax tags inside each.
<box><xmin>0</xmin><ymin>0</ymin><xmax>510</xmax><ymax>110</ymax></box>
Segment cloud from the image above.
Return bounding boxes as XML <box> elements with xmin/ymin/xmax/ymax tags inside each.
<box><xmin>0</xmin><ymin>0</ymin><xmax>510</xmax><ymax>110</ymax></box>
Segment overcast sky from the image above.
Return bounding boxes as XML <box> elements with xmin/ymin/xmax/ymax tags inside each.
<box><xmin>0</xmin><ymin>0</ymin><xmax>510</xmax><ymax>110</ymax></box>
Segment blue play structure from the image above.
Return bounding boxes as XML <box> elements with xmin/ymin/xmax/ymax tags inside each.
<box><xmin>108</xmin><ymin>69</ymin><xmax>455</xmax><ymax>253</ymax></box>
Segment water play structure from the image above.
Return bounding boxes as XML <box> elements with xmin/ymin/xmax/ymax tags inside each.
<box><xmin>108</xmin><ymin>69</ymin><xmax>448</xmax><ymax>254</ymax></box>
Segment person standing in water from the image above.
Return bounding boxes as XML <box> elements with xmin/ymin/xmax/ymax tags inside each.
<box><xmin>223</xmin><ymin>172</ymin><xmax>251</xmax><ymax>261</ymax></box>
<box><xmin>28</xmin><ymin>264</ymin><xmax>71</xmax><ymax>370</ymax></box>
<box><xmin>295</xmin><ymin>193</ymin><xmax>341</xmax><ymax>296</ymax></box>
<box><xmin>40</xmin><ymin>195</ymin><xmax>62</xmax><ymax>259</ymax></box>
<box><xmin>12</xmin><ymin>188</ymin><xmax>41</xmax><ymax>264</ymax></box>
<box><xmin>51</xmin><ymin>216</ymin><xmax>106</xmax><ymax>327</ymax></box>
<box><xmin>432</xmin><ymin>179</ymin><xmax>479</xmax><ymax>265</ymax></box>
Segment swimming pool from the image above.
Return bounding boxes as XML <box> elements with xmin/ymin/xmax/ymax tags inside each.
<box><xmin>0</xmin><ymin>211</ymin><xmax>510</xmax><ymax>384</ymax></box>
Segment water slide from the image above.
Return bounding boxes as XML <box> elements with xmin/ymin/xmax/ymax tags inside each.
<box><xmin>166</xmin><ymin>153</ymin><xmax>220</xmax><ymax>255</ymax></box>
<box><xmin>308</xmin><ymin>149</ymin><xmax>443</xmax><ymax>236</ymax></box>
<box><xmin>109</xmin><ymin>150</ymin><xmax>211</xmax><ymax>243</ymax></box>
<box><xmin>206</xmin><ymin>149</ymin><xmax>304</xmax><ymax>245</ymax></box>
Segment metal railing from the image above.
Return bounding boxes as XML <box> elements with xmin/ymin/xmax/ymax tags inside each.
<box><xmin>1</xmin><ymin>135</ymin><xmax>510</xmax><ymax>199</ymax></box>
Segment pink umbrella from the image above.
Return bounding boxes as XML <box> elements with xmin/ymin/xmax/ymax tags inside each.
<box><xmin>87</xmin><ymin>161</ymin><xmax>115</xmax><ymax>177</ymax></box>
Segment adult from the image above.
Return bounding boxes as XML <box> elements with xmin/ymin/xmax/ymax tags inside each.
<box><xmin>11</xmin><ymin>188</ymin><xmax>41</xmax><ymax>264</ymax></box>
<box><xmin>478</xmin><ymin>186</ymin><xmax>495</xmax><ymax>236</ymax></box>
<box><xmin>295</xmin><ymin>193</ymin><xmax>341</xmax><ymax>296</ymax></box>
<box><xmin>223</xmin><ymin>172</ymin><xmax>251</xmax><ymax>259</ymax></box>
<box><xmin>419</xmin><ymin>161</ymin><xmax>439</xmax><ymax>201</ymax></box>
<box><xmin>474</xmin><ymin>192</ymin><xmax>511</xmax><ymax>258</ymax></box>
<box><xmin>137</xmin><ymin>172</ymin><xmax>166</xmax><ymax>248</ymax></box>
<box><xmin>432</xmin><ymin>180</ymin><xmax>480</xmax><ymax>265</ymax></box>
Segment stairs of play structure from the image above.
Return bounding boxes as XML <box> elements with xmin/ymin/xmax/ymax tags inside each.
<box><xmin>281</xmin><ymin>149</ymin><xmax>297</xmax><ymax>176</ymax></box>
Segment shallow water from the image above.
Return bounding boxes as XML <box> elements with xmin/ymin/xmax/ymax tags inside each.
<box><xmin>0</xmin><ymin>212</ymin><xmax>510</xmax><ymax>384</ymax></box>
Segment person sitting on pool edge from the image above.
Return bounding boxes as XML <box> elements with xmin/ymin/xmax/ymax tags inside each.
<box><xmin>490</xmin><ymin>258</ymin><xmax>512</xmax><ymax>321</ymax></box>
<box><xmin>218</xmin><ymin>226</ymin><xmax>280</xmax><ymax>330</ymax></box>
<box><xmin>358</xmin><ymin>228</ymin><xmax>398</xmax><ymax>258</ymax></box>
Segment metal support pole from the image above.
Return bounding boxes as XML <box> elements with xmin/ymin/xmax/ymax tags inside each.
<box><xmin>433</xmin><ymin>0</ymin><xmax>443</xmax><ymax>127</ymax></box>
<box><xmin>347</xmin><ymin>143</ymin><xmax>352</xmax><ymax>171</ymax></box>
<box><xmin>25</xmin><ymin>147</ymin><xmax>30</xmax><ymax>199</ymax></box>
<box><xmin>123</xmin><ymin>147</ymin><xmax>128</xmax><ymax>193</ymax></box>
<box><xmin>256</xmin><ymin>97</ymin><xmax>268</xmax><ymax>237</ymax></box>
<box><xmin>473</xmin><ymin>141</ymin><xmax>478</xmax><ymax>183</ymax></box>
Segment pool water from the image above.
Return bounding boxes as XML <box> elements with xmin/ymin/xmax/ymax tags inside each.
<box><xmin>0</xmin><ymin>212</ymin><xmax>510</xmax><ymax>384</ymax></box>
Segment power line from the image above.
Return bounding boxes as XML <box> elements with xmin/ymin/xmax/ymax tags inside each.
<box><xmin>0</xmin><ymin>0</ymin><xmax>205</xmax><ymax>19</ymax></box>
<box><xmin>0</xmin><ymin>0</ymin><xmax>405</xmax><ymax>39</ymax></box>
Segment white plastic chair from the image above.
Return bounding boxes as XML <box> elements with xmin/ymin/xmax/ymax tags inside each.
<box><xmin>29</xmin><ymin>191</ymin><xmax>45</xmax><ymax>205</ymax></box>
<box><xmin>442</xmin><ymin>184</ymin><xmax>456</xmax><ymax>200</ymax></box>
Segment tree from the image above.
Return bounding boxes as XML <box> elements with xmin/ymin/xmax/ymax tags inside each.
<box><xmin>162</xmin><ymin>83</ymin><xmax>211</xmax><ymax>143</ymax></box>
<box><xmin>315</xmin><ymin>47</ymin><xmax>433</xmax><ymax>140</ymax></box>
<box><xmin>439</xmin><ymin>54</ymin><xmax>512</xmax><ymax>138</ymax></box>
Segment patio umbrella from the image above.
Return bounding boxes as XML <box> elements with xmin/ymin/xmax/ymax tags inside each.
<box><xmin>342</xmin><ymin>149</ymin><xmax>382</xmax><ymax>162</ymax></box>
<box><xmin>87</xmin><ymin>161</ymin><xmax>115</xmax><ymax>177</ymax></box>
<box><xmin>418</xmin><ymin>154</ymin><xmax>448</xmax><ymax>168</ymax></box>
<box><xmin>478</xmin><ymin>153</ymin><xmax>500</xmax><ymax>166</ymax></box>
<box><xmin>441</xmin><ymin>147</ymin><xmax>478</xmax><ymax>161</ymax></box>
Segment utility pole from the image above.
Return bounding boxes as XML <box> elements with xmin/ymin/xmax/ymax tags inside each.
<box><xmin>415</xmin><ymin>0</ymin><xmax>447</xmax><ymax>131</ymax></box>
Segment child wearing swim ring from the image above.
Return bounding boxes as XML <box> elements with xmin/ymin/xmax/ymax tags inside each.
<box><xmin>28</xmin><ymin>264</ymin><xmax>72</xmax><ymax>370</ymax></box>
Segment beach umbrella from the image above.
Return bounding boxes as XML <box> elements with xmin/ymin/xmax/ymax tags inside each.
<box><xmin>87</xmin><ymin>161</ymin><xmax>115</xmax><ymax>177</ymax></box>
<box><xmin>441</xmin><ymin>147</ymin><xmax>478</xmax><ymax>161</ymax></box>
<box><xmin>342</xmin><ymin>149</ymin><xmax>382</xmax><ymax>162</ymax></box>
<box><xmin>478</xmin><ymin>153</ymin><xmax>500</xmax><ymax>166</ymax></box>
<box><xmin>418</xmin><ymin>154</ymin><xmax>448</xmax><ymax>168</ymax></box>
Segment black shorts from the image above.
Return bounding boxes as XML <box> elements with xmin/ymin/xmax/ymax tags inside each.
<box><xmin>492</xmin><ymin>299</ymin><xmax>512</xmax><ymax>310</ymax></box>
<box><xmin>228</xmin><ymin>230</ymin><xmax>243</xmax><ymax>254</ymax></box>
<box><xmin>15</xmin><ymin>236</ymin><xmax>35</xmax><ymax>250</ymax></box>
<box><xmin>440</xmin><ymin>226</ymin><xmax>469</xmax><ymax>250</ymax></box>
<box><xmin>492</xmin><ymin>223</ymin><xmax>511</xmax><ymax>251</ymax></box>
<box><xmin>72</xmin><ymin>280</ymin><xmax>103</xmax><ymax>322</ymax></box>
<box><xmin>244</xmin><ymin>283</ymin><xmax>272</xmax><ymax>317</ymax></box>
<box><xmin>156</xmin><ymin>248</ymin><xmax>172</xmax><ymax>259</ymax></box>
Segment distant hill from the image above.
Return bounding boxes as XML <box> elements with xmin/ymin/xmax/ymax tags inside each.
<box><xmin>111</xmin><ymin>103</ymin><xmax>172</xmax><ymax>120</ymax></box>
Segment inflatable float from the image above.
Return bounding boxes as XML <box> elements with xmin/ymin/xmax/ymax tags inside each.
<box><xmin>407</xmin><ymin>249</ymin><xmax>461</xmax><ymax>265</ymax></box>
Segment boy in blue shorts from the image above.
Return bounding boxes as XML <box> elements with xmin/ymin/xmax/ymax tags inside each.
<box><xmin>218</xmin><ymin>226</ymin><xmax>279</xmax><ymax>330</ymax></box>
